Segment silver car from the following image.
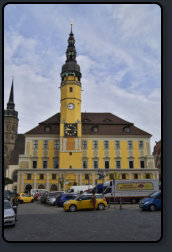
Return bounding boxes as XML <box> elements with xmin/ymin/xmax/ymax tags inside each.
<box><xmin>4</xmin><ymin>200</ymin><xmax>15</xmax><ymax>226</ymax></box>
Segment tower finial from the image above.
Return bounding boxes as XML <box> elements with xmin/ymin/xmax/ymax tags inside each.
<box><xmin>70</xmin><ymin>18</ymin><xmax>73</xmax><ymax>33</ymax></box>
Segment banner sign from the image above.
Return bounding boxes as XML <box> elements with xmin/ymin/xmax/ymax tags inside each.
<box><xmin>117</xmin><ymin>182</ymin><xmax>153</xmax><ymax>191</ymax></box>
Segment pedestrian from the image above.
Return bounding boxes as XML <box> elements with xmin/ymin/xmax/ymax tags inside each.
<box><xmin>91</xmin><ymin>192</ymin><xmax>96</xmax><ymax>211</ymax></box>
<box><xmin>12</xmin><ymin>194</ymin><xmax>19</xmax><ymax>221</ymax></box>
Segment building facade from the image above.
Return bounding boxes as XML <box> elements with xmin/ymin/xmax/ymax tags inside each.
<box><xmin>5</xmin><ymin>27</ymin><xmax>159</xmax><ymax>193</ymax></box>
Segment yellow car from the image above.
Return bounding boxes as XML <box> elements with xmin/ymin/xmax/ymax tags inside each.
<box><xmin>18</xmin><ymin>193</ymin><xmax>34</xmax><ymax>203</ymax></box>
<box><xmin>63</xmin><ymin>194</ymin><xmax>107</xmax><ymax>212</ymax></box>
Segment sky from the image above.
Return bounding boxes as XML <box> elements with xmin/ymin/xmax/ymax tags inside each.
<box><xmin>4</xmin><ymin>3</ymin><xmax>161</xmax><ymax>151</ymax></box>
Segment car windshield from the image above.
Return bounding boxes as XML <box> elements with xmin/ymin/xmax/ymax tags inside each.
<box><xmin>148</xmin><ymin>191</ymin><xmax>160</xmax><ymax>198</ymax></box>
<box><xmin>4</xmin><ymin>201</ymin><xmax>12</xmax><ymax>209</ymax></box>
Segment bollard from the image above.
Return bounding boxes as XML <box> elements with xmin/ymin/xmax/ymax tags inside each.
<box><xmin>120</xmin><ymin>197</ymin><xmax>122</xmax><ymax>210</ymax></box>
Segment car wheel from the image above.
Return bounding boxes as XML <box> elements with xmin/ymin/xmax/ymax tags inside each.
<box><xmin>31</xmin><ymin>199</ymin><xmax>34</xmax><ymax>203</ymax></box>
<box><xmin>19</xmin><ymin>200</ymin><xmax>23</xmax><ymax>204</ymax></box>
<box><xmin>98</xmin><ymin>203</ymin><xmax>105</xmax><ymax>210</ymax></box>
<box><xmin>69</xmin><ymin>204</ymin><xmax>77</xmax><ymax>212</ymax></box>
<box><xmin>149</xmin><ymin>204</ymin><xmax>156</xmax><ymax>211</ymax></box>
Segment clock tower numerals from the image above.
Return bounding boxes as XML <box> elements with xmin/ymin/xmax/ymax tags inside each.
<box><xmin>64</xmin><ymin>123</ymin><xmax>77</xmax><ymax>137</ymax></box>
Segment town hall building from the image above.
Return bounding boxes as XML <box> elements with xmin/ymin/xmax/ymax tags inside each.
<box><xmin>5</xmin><ymin>26</ymin><xmax>159</xmax><ymax>193</ymax></box>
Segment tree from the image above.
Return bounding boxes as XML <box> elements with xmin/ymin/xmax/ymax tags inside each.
<box><xmin>4</xmin><ymin>177</ymin><xmax>13</xmax><ymax>188</ymax></box>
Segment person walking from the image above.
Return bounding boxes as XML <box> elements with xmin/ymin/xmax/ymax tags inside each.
<box><xmin>91</xmin><ymin>192</ymin><xmax>96</xmax><ymax>211</ymax></box>
<box><xmin>12</xmin><ymin>194</ymin><xmax>19</xmax><ymax>221</ymax></box>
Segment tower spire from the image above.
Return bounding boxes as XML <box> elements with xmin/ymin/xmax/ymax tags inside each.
<box><xmin>7</xmin><ymin>79</ymin><xmax>15</xmax><ymax>110</ymax></box>
<box><xmin>61</xmin><ymin>24</ymin><xmax>82</xmax><ymax>83</ymax></box>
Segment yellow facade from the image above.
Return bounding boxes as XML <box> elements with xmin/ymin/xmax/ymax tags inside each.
<box><xmin>13</xmin><ymin>28</ymin><xmax>159</xmax><ymax>193</ymax></box>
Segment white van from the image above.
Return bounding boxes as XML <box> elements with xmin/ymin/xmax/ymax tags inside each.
<box><xmin>68</xmin><ymin>185</ymin><xmax>93</xmax><ymax>194</ymax></box>
<box><xmin>30</xmin><ymin>189</ymin><xmax>48</xmax><ymax>196</ymax></box>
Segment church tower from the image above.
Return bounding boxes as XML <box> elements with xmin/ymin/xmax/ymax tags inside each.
<box><xmin>4</xmin><ymin>80</ymin><xmax>18</xmax><ymax>175</ymax></box>
<box><xmin>59</xmin><ymin>25</ymin><xmax>82</xmax><ymax>169</ymax></box>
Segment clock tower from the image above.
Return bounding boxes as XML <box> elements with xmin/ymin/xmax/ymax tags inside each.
<box><xmin>59</xmin><ymin>25</ymin><xmax>82</xmax><ymax>169</ymax></box>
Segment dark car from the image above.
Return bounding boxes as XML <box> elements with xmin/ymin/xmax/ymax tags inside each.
<box><xmin>4</xmin><ymin>190</ymin><xmax>11</xmax><ymax>201</ymax></box>
<box><xmin>56</xmin><ymin>193</ymin><xmax>78</xmax><ymax>207</ymax></box>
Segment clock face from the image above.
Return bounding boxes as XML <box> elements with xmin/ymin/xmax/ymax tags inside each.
<box><xmin>64</xmin><ymin>123</ymin><xmax>77</xmax><ymax>137</ymax></box>
<box><xmin>68</xmin><ymin>103</ymin><xmax>74</xmax><ymax>110</ymax></box>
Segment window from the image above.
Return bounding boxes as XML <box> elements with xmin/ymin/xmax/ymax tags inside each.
<box><xmin>54</xmin><ymin>160</ymin><xmax>59</xmax><ymax>169</ymax></box>
<box><xmin>43</xmin><ymin>140</ymin><xmax>48</xmax><ymax>149</ymax></box>
<box><xmin>43</xmin><ymin>160</ymin><xmax>48</xmax><ymax>169</ymax></box>
<box><xmin>139</xmin><ymin>141</ymin><xmax>144</xmax><ymax>149</ymax></box>
<box><xmin>82</xmin><ymin>140</ymin><xmax>87</xmax><ymax>149</ymax></box>
<box><xmin>52</xmin><ymin>174</ymin><xmax>56</xmax><ymax>180</ymax></box>
<box><xmin>54</xmin><ymin>140</ymin><xmax>60</xmax><ymax>149</ymax></box>
<box><xmin>69</xmin><ymin>87</ymin><xmax>73</xmax><ymax>92</ymax></box>
<box><xmin>33</xmin><ymin>140</ymin><xmax>38</xmax><ymax>149</ymax></box>
<box><xmin>93</xmin><ymin>161</ymin><xmax>98</xmax><ymax>169</ymax></box>
<box><xmin>83</xmin><ymin>161</ymin><xmax>88</xmax><ymax>169</ymax></box>
<box><xmin>104</xmin><ymin>141</ymin><xmax>109</xmax><ymax>149</ymax></box>
<box><xmin>116</xmin><ymin>160</ymin><xmax>121</xmax><ymax>169</ymax></box>
<box><xmin>128</xmin><ymin>141</ymin><xmax>133</xmax><ymax>149</ymax></box>
<box><xmin>33</xmin><ymin>161</ymin><xmax>37</xmax><ymax>169</ymax></box>
<box><xmin>45</xmin><ymin>126</ymin><xmax>51</xmax><ymax>132</ymax></box>
<box><xmin>105</xmin><ymin>161</ymin><xmax>109</xmax><ymax>169</ymax></box>
<box><xmin>40</xmin><ymin>174</ymin><xmax>44</xmax><ymax>180</ymax></box>
<box><xmin>140</xmin><ymin>160</ymin><xmax>145</xmax><ymax>168</ymax></box>
<box><xmin>124</xmin><ymin>127</ymin><xmax>130</xmax><ymax>133</ymax></box>
<box><xmin>134</xmin><ymin>174</ymin><xmax>138</xmax><ymax>179</ymax></box>
<box><xmin>115</xmin><ymin>141</ymin><xmax>120</xmax><ymax>149</ymax></box>
<box><xmin>27</xmin><ymin>174</ymin><xmax>32</xmax><ymax>180</ymax></box>
<box><xmin>85</xmin><ymin>174</ymin><xmax>89</xmax><ymax>180</ymax></box>
<box><xmin>93</xmin><ymin>140</ymin><xmax>98</xmax><ymax>150</ymax></box>
<box><xmin>129</xmin><ymin>160</ymin><xmax>134</xmax><ymax>169</ymax></box>
<box><xmin>122</xmin><ymin>174</ymin><xmax>126</xmax><ymax>179</ymax></box>
<box><xmin>146</xmin><ymin>174</ymin><xmax>150</xmax><ymax>179</ymax></box>
<box><xmin>92</xmin><ymin>127</ymin><xmax>98</xmax><ymax>133</ymax></box>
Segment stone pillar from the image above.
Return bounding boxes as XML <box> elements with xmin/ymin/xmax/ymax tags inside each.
<box><xmin>80</xmin><ymin>173</ymin><xmax>82</xmax><ymax>185</ymax></box>
<box><xmin>46</xmin><ymin>173</ymin><xmax>49</xmax><ymax>191</ymax></box>
<box><xmin>141</xmin><ymin>173</ymin><xmax>143</xmax><ymax>179</ymax></box>
<box><xmin>21</xmin><ymin>173</ymin><xmax>24</xmax><ymax>193</ymax></box>
<box><xmin>17</xmin><ymin>171</ymin><xmax>20</xmax><ymax>193</ymax></box>
<box><xmin>75</xmin><ymin>173</ymin><xmax>78</xmax><ymax>185</ymax></box>
<box><xmin>129</xmin><ymin>173</ymin><xmax>132</xmax><ymax>180</ymax></box>
<box><xmin>92</xmin><ymin>173</ymin><xmax>95</xmax><ymax>186</ymax></box>
<box><xmin>58</xmin><ymin>173</ymin><xmax>61</xmax><ymax>191</ymax></box>
<box><xmin>34</xmin><ymin>173</ymin><xmax>37</xmax><ymax>189</ymax></box>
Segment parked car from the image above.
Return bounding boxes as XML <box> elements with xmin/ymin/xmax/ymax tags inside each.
<box><xmin>46</xmin><ymin>191</ymin><xmax>65</xmax><ymax>205</ymax></box>
<box><xmin>34</xmin><ymin>191</ymin><xmax>45</xmax><ymax>201</ymax></box>
<box><xmin>4</xmin><ymin>199</ymin><xmax>16</xmax><ymax>226</ymax></box>
<box><xmin>56</xmin><ymin>193</ymin><xmax>78</xmax><ymax>207</ymax></box>
<box><xmin>139</xmin><ymin>190</ymin><xmax>161</xmax><ymax>211</ymax></box>
<box><xmin>63</xmin><ymin>194</ymin><xmax>107</xmax><ymax>212</ymax></box>
<box><xmin>40</xmin><ymin>192</ymin><xmax>50</xmax><ymax>203</ymax></box>
<box><xmin>4</xmin><ymin>190</ymin><xmax>11</xmax><ymax>201</ymax></box>
<box><xmin>18</xmin><ymin>193</ymin><xmax>34</xmax><ymax>203</ymax></box>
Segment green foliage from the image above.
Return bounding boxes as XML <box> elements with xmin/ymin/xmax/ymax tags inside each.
<box><xmin>5</xmin><ymin>177</ymin><xmax>13</xmax><ymax>186</ymax></box>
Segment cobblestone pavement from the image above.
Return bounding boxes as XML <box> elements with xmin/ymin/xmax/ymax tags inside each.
<box><xmin>3</xmin><ymin>201</ymin><xmax>161</xmax><ymax>242</ymax></box>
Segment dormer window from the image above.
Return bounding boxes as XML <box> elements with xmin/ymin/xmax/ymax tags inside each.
<box><xmin>124</xmin><ymin>127</ymin><xmax>130</xmax><ymax>133</ymax></box>
<box><xmin>45</xmin><ymin>125</ymin><xmax>51</xmax><ymax>132</ymax></box>
<box><xmin>92</xmin><ymin>126</ymin><xmax>98</xmax><ymax>133</ymax></box>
